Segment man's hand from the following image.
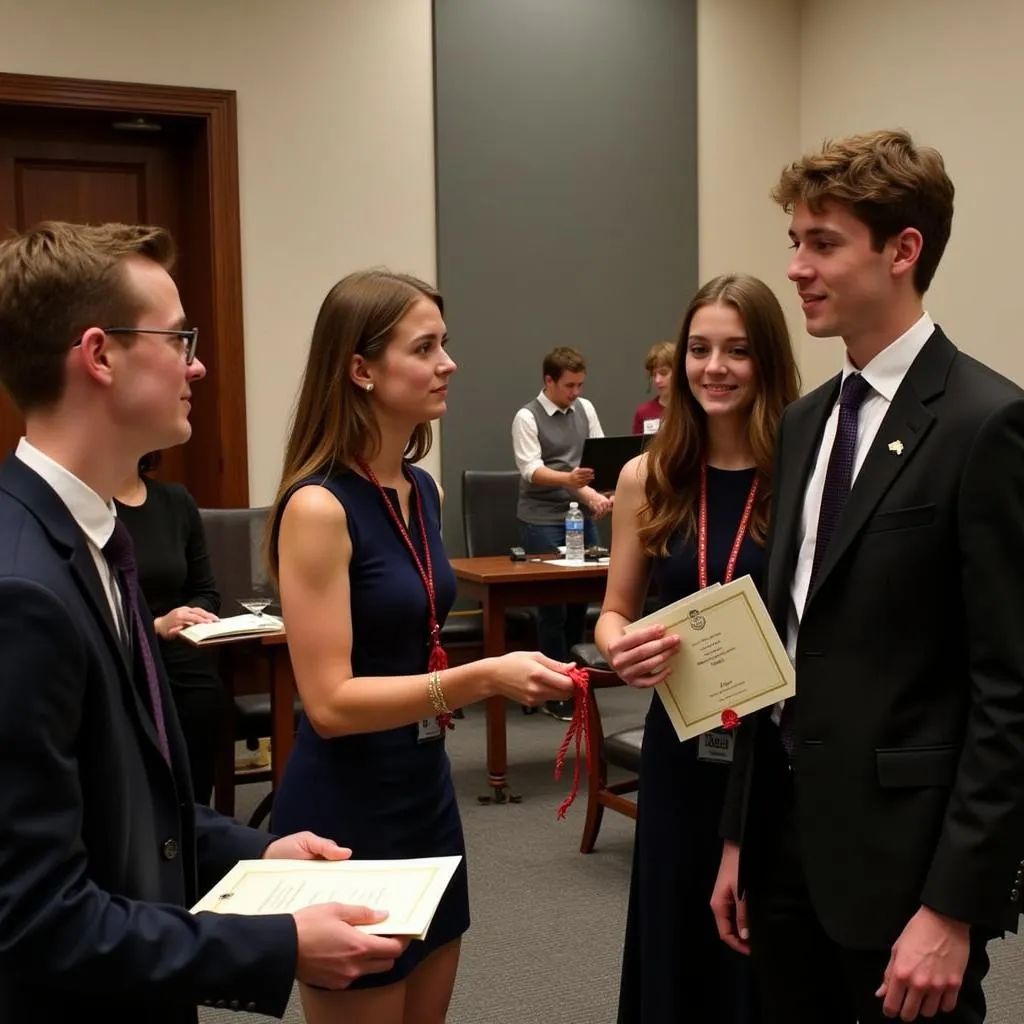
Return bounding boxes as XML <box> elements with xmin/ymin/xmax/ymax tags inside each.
<box><xmin>876</xmin><ymin>906</ymin><xmax>969</xmax><ymax>1020</ymax></box>
<box><xmin>710</xmin><ymin>840</ymin><xmax>750</xmax><ymax>955</ymax></box>
<box><xmin>567</xmin><ymin>466</ymin><xmax>595</xmax><ymax>488</ymax></box>
<box><xmin>263</xmin><ymin>831</ymin><xmax>351</xmax><ymax>862</ymax></box>
<box><xmin>154</xmin><ymin>605</ymin><xmax>219</xmax><ymax>639</ymax></box>
<box><xmin>293</xmin><ymin>904</ymin><xmax>409</xmax><ymax>990</ymax></box>
<box><xmin>579</xmin><ymin>487</ymin><xmax>612</xmax><ymax>519</ymax></box>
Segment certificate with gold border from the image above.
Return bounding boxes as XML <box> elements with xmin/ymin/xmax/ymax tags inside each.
<box><xmin>624</xmin><ymin>575</ymin><xmax>794</xmax><ymax>743</ymax></box>
<box><xmin>190</xmin><ymin>856</ymin><xmax>461</xmax><ymax>940</ymax></box>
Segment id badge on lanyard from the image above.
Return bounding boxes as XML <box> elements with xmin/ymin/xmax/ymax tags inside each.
<box><xmin>697</xmin><ymin>729</ymin><xmax>735</xmax><ymax>763</ymax></box>
<box><xmin>418</xmin><ymin>717</ymin><xmax>443</xmax><ymax>743</ymax></box>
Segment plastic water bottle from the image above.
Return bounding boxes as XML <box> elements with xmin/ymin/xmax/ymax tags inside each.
<box><xmin>565</xmin><ymin>501</ymin><xmax>585</xmax><ymax>563</ymax></box>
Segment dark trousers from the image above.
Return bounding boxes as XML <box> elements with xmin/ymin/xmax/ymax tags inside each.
<box><xmin>519</xmin><ymin>519</ymin><xmax>599</xmax><ymax>662</ymax></box>
<box><xmin>746</xmin><ymin>737</ymin><xmax>989</xmax><ymax>1024</ymax></box>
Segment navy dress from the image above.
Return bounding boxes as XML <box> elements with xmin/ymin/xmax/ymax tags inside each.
<box><xmin>271</xmin><ymin>465</ymin><xmax>469</xmax><ymax>987</ymax></box>
<box><xmin>618</xmin><ymin>466</ymin><xmax>762</xmax><ymax>1024</ymax></box>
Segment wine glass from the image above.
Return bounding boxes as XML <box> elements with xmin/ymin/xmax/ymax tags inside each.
<box><xmin>238</xmin><ymin>597</ymin><xmax>272</xmax><ymax>617</ymax></box>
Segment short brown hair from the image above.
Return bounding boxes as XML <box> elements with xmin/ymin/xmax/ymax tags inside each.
<box><xmin>644</xmin><ymin>340</ymin><xmax>675</xmax><ymax>375</ymax></box>
<box><xmin>772</xmin><ymin>129</ymin><xmax>954</xmax><ymax>293</ymax></box>
<box><xmin>266</xmin><ymin>269</ymin><xmax>442</xmax><ymax>582</ymax></box>
<box><xmin>0</xmin><ymin>221</ymin><xmax>175</xmax><ymax>412</ymax></box>
<box><xmin>638</xmin><ymin>274</ymin><xmax>800</xmax><ymax>557</ymax></box>
<box><xmin>542</xmin><ymin>346</ymin><xmax>586</xmax><ymax>382</ymax></box>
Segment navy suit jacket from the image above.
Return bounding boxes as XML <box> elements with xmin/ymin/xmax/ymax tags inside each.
<box><xmin>0</xmin><ymin>456</ymin><xmax>297</xmax><ymax>1022</ymax></box>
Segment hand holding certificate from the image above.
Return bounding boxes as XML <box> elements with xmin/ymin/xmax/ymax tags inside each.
<box><xmin>191</xmin><ymin>856</ymin><xmax>462</xmax><ymax>940</ymax></box>
<box><xmin>624</xmin><ymin>575</ymin><xmax>793</xmax><ymax>742</ymax></box>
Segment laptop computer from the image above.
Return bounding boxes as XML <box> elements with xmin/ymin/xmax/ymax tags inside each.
<box><xmin>580</xmin><ymin>434</ymin><xmax>648</xmax><ymax>493</ymax></box>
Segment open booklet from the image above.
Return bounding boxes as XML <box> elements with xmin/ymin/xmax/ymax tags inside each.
<box><xmin>190</xmin><ymin>856</ymin><xmax>462</xmax><ymax>940</ymax></box>
<box><xmin>624</xmin><ymin>575</ymin><xmax>794</xmax><ymax>743</ymax></box>
<box><xmin>179</xmin><ymin>613</ymin><xmax>284</xmax><ymax>645</ymax></box>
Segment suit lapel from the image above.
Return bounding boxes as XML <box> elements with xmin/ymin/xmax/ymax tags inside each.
<box><xmin>0</xmin><ymin>455</ymin><xmax>169</xmax><ymax>766</ymax></box>
<box><xmin>769</xmin><ymin>378</ymin><xmax>839</xmax><ymax>628</ymax></box>
<box><xmin>806</xmin><ymin>330</ymin><xmax>954</xmax><ymax>603</ymax></box>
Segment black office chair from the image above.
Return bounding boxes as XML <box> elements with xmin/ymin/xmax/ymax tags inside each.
<box><xmin>459</xmin><ymin>469</ymin><xmax>537</xmax><ymax>646</ymax></box>
<box><xmin>199</xmin><ymin>506</ymin><xmax>300</xmax><ymax>828</ymax></box>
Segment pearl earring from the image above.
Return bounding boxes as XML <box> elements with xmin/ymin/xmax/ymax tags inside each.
<box><xmin>365</xmin><ymin>383</ymin><xmax>374</xmax><ymax>393</ymax></box>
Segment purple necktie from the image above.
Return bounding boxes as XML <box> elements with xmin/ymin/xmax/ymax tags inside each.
<box><xmin>103</xmin><ymin>519</ymin><xmax>171</xmax><ymax>764</ymax></box>
<box><xmin>781</xmin><ymin>372</ymin><xmax>872</xmax><ymax>756</ymax></box>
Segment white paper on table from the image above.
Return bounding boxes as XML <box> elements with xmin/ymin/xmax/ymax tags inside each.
<box><xmin>190</xmin><ymin>856</ymin><xmax>462</xmax><ymax>940</ymax></box>
<box><xmin>543</xmin><ymin>557</ymin><xmax>610</xmax><ymax>567</ymax></box>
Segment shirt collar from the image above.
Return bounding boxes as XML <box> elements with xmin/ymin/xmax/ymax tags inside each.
<box><xmin>841</xmin><ymin>312</ymin><xmax>935</xmax><ymax>402</ymax></box>
<box><xmin>15</xmin><ymin>438</ymin><xmax>118</xmax><ymax>550</ymax></box>
<box><xmin>536</xmin><ymin>390</ymin><xmax>575</xmax><ymax>416</ymax></box>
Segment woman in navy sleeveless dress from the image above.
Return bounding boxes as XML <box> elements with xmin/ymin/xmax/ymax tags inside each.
<box><xmin>594</xmin><ymin>275</ymin><xmax>800</xmax><ymax>1023</ymax></box>
<box><xmin>266</xmin><ymin>271</ymin><xmax>575</xmax><ymax>1024</ymax></box>
<box><xmin>271</xmin><ymin>464</ymin><xmax>466</xmax><ymax>973</ymax></box>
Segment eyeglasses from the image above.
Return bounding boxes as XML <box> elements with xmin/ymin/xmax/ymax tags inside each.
<box><xmin>72</xmin><ymin>327</ymin><xmax>200</xmax><ymax>366</ymax></box>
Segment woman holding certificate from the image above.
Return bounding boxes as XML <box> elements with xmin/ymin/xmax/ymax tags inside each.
<box><xmin>265</xmin><ymin>270</ymin><xmax>574</xmax><ymax>1024</ymax></box>
<box><xmin>596</xmin><ymin>274</ymin><xmax>799</xmax><ymax>1024</ymax></box>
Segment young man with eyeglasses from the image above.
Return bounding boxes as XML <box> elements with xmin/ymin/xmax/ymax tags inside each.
<box><xmin>0</xmin><ymin>222</ymin><xmax>406</xmax><ymax>1023</ymax></box>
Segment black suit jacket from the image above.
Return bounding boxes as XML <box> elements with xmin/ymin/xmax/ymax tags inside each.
<box><xmin>0</xmin><ymin>456</ymin><xmax>298</xmax><ymax>1023</ymax></box>
<box><xmin>723</xmin><ymin>328</ymin><xmax>1024</xmax><ymax>950</ymax></box>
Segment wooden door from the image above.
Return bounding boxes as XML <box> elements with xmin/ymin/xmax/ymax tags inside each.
<box><xmin>0</xmin><ymin>107</ymin><xmax>190</xmax><ymax>482</ymax></box>
<box><xmin>0</xmin><ymin>75</ymin><xmax>249</xmax><ymax>509</ymax></box>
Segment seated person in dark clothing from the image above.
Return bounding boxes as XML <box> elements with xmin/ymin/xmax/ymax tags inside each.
<box><xmin>113</xmin><ymin>451</ymin><xmax>223</xmax><ymax>803</ymax></box>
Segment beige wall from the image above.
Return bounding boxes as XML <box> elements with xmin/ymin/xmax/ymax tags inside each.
<box><xmin>8</xmin><ymin>1</ymin><xmax>1013</xmax><ymax>493</ymax></box>
<box><xmin>696</xmin><ymin>0</ymin><xmax>807</xmax><ymax>377</ymax></box>
<box><xmin>800</xmin><ymin>0</ymin><xmax>1024</xmax><ymax>389</ymax></box>
<box><xmin>0</xmin><ymin>0</ymin><xmax>438</xmax><ymax>502</ymax></box>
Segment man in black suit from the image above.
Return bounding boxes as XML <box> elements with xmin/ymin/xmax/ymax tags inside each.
<box><xmin>0</xmin><ymin>222</ymin><xmax>407</xmax><ymax>1023</ymax></box>
<box><xmin>711</xmin><ymin>130</ymin><xmax>1024</xmax><ymax>1023</ymax></box>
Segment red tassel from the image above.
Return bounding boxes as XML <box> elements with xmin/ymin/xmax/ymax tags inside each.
<box><xmin>554</xmin><ymin>667</ymin><xmax>590</xmax><ymax>820</ymax></box>
<box><xmin>429</xmin><ymin>641</ymin><xmax>454</xmax><ymax>732</ymax></box>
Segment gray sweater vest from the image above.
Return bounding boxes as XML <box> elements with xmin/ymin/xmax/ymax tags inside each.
<box><xmin>517</xmin><ymin>398</ymin><xmax>591</xmax><ymax>524</ymax></box>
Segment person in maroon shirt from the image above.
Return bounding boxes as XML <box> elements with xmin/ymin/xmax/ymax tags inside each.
<box><xmin>631</xmin><ymin>340</ymin><xmax>676</xmax><ymax>434</ymax></box>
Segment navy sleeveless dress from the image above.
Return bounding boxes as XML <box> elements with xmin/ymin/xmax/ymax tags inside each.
<box><xmin>618</xmin><ymin>466</ymin><xmax>762</xmax><ymax>1023</ymax></box>
<box><xmin>271</xmin><ymin>465</ymin><xmax>470</xmax><ymax>987</ymax></box>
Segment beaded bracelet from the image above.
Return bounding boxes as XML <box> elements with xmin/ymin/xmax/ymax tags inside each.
<box><xmin>427</xmin><ymin>669</ymin><xmax>452</xmax><ymax>717</ymax></box>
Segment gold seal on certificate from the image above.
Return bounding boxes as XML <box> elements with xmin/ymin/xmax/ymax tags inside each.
<box><xmin>624</xmin><ymin>575</ymin><xmax>794</xmax><ymax>743</ymax></box>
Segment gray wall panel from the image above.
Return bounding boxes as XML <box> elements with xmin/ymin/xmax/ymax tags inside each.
<box><xmin>434</xmin><ymin>0</ymin><xmax>698</xmax><ymax>553</ymax></box>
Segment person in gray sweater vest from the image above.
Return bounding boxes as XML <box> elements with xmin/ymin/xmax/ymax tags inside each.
<box><xmin>512</xmin><ymin>347</ymin><xmax>612</xmax><ymax>720</ymax></box>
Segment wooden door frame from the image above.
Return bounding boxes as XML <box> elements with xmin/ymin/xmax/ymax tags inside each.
<box><xmin>0</xmin><ymin>72</ymin><xmax>248</xmax><ymax>507</ymax></box>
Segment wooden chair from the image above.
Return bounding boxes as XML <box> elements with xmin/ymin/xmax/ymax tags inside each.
<box><xmin>573</xmin><ymin>643</ymin><xmax>643</xmax><ymax>853</ymax></box>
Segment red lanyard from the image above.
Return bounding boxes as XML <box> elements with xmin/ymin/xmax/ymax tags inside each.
<box><xmin>697</xmin><ymin>461</ymin><xmax>759</xmax><ymax>590</ymax></box>
<box><xmin>355</xmin><ymin>459</ymin><xmax>449</xmax><ymax>684</ymax></box>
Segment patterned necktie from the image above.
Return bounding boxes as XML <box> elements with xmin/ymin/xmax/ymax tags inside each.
<box><xmin>781</xmin><ymin>372</ymin><xmax>872</xmax><ymax>756</ymax></box>
<box><xmin>103</xmin><ymin>519</ymin><xmax>171</xmax><ymax>764</ymax></box>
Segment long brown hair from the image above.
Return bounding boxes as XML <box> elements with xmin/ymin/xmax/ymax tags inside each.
<box><xmin>266</xmin><ymin>269</ymin><xmax>443</xmax><ymax>581</ymax></box>
<box><xmin>638</xmin><ymin>274</ymin><xmax>800</xmax><ymax>558</ymax></box>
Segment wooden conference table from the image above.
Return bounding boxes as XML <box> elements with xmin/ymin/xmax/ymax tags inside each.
<box><xmin>449</xmin><ymin>555</ymin><xmax>609</xmax><ymax>804</ymax></box>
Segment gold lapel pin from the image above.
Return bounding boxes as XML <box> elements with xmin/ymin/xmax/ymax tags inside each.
<box><xmin>888</xmin><ymin>440</ymin><xmax>904</xmax><ymax>455</ymax></box>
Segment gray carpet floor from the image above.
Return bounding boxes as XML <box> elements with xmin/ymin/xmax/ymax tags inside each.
<box><xmin>202</xmin><ymin>689</ymin><xmax>1024</xmax><ymax>1023</ymax></box>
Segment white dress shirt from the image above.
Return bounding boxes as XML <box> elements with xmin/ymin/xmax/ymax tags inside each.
<box><xmin>786</xmin><ymin>312</ymin><xmax>936</xmax><ymax>662</ymax></box>
<box><xmin>511</xmin><ymin>391</ymin><xmax>604</xmax><ymax>482</ymax></box>
<box><xmin>15</xmin><ymin>437</ymin><xmax>127</xmax><ymax>639</ymax></box>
